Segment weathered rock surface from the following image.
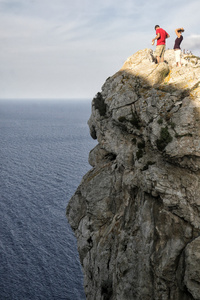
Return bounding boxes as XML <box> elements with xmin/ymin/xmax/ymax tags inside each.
<box><xmin>67</xmin><ymin>49</ymin><xmax>200</xmax><ymax>300</ymax></box>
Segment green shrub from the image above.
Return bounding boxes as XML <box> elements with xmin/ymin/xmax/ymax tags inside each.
<box><xmin>168</xmin><ymin>121</ymin><xmax>176</xmax><ymax>129</ymax></box>
<box><xmin>157</xmin><ymin>118</ymin><xmax>163</xmax><ymax>125</ymax></box>
<box><xmin>130</xmin><ymin>113</ymin><xmax>141</xmax><ymax>129</ymax></box>
<box><xmin>93</xmin><ymin>92</ymin><xmax>107</xmax><ymax>116</ymax></box>
<box><xmin>137</xmin><ymin>141</ymin><xmax>145</xmax><ymax>149</ymax></box>
<box><xmin>118</xmin><ymin>116</ymin><xmax>126</xmax><ymax>122</ymax></box>
<box><xmin>136</xmin><ymin>149</ymin><xmax>143</xmax><ymax>160</ymax></box>
<box><xmin>156</xmin><ymin>126</ymin><xmax>173</xmax><ymax>151</ymax></box>
<box><xmin>142</xmin><ymin>161</ymin><xmax>155</xmax><ymax>171</ymax></box>
<box><xmin>132</xmin><ymin>138</ymin><xmax>137</xmax><ymax>144</ymax></box>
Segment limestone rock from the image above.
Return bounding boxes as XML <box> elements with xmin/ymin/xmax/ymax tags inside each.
<box><xmin>67</xmin><ymin>49</ymin><xmax>200</xmax><ymax>300</ymax></box>
<box><xmin>183</xmin><ymin>237</ymin><xmax>200</xmax><ymax>300</ymax></box>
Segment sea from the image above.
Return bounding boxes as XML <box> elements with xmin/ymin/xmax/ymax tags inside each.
<box><xmin>0</xmin><ymin>99</ymin><xmax>97</xmax><ymax>300</ymax></box>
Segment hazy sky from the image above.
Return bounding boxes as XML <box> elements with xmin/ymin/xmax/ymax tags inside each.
<box><xmin>0</xmin><ymin>0</ymin><xmax>200</xmax><ymax>100</ymax></box>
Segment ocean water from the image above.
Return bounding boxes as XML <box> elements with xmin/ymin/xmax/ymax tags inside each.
<box><xmin>0</xmin><ymin>100</ymin><xmax>96</xmax><ymax>300</ymax></box>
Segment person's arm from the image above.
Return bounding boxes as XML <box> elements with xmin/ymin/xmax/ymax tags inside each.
<box><xmin>152</xmin><ymin>32</ymin><xmax>160</xmax><ymax>43</ymax></box>
<box><xmin>166</xmin><ymin>34</ymin><xmax>170</xmax><ymax>39</ymax></box>
<box><xmin>175</xmin><ymin>28</ymin><xmax>184</xmax><ymax>38</ymax></box>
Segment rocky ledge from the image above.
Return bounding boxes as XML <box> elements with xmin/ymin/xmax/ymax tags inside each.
<box><xmin>67</xmin><ymin>49</ymin><xmax>200</xmax><ymax>300</ymax></box>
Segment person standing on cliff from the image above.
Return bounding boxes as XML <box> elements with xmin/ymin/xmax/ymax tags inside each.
<box><xmin>174</xmin><ymin>27</ymin><xmax>184</xmax><ymax>67</ymax></box>
<box><xmin>152</xmin><ymin>25</ymin><xmax>170</xmax><ymax>63</ymax></box>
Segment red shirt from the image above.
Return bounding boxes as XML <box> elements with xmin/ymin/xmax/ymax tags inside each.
<box><xmin>156</xmin><ymin>28</ymin><xmax>169</xmax><ymax>45</ymax></box>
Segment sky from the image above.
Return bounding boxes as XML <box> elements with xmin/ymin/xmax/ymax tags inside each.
<box><xmin>0</xmin><ymin>0</ymin><xmax>200</xmax><ymax>100</ymax></box>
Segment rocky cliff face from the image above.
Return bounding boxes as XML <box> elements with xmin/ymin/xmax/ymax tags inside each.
<box><xmin>67</xmin><ymin>49</ymin><xmax>200</xmax><ymax>300</ymax></box>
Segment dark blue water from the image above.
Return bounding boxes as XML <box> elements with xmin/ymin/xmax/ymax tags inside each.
<box><xmin>0</xmin><ymin>100</ymin><xmax>96</xmax><ymax>300</ymax></box>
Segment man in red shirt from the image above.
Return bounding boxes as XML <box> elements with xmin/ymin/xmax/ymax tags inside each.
<box><xmin>152</xmin><ymin>25</ymin><xmax>170</xmax><ymax>63</ymax></box>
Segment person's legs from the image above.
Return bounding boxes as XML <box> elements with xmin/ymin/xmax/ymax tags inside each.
<box><xmin>155</xmin><ymin>45</ymin><xmax>165</xmax><ymax>63</ymax></box>
<box><xmin>178</xmin><ymin>50</ymin><xmax>181</xmax><ymax>66</ymax></box>
<box><xmin>155</xmin><ymin>46</ymin><xmax>161</xmax><ymax>63</ymax></box>
<box><xmin>160</xmin><ymin>45</ymin><xmax>165</xmax><ymax>62</ymax></box>
<box><xmin>175</xmin><ymin>50</ymin><xmax>181</xmax><ymax>67</ymax></box>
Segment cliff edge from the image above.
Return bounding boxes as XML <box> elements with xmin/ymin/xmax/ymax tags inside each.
<box><xmin>67</xmin><ymin>49</ymin><xmax>200</xmax><ymax>300</ymax></box>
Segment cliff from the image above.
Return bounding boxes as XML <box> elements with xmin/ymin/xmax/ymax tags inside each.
<box><xmin>67</xmin><ymin>49</ymin><xmax>200</xmax><ymax>300</ymax></box>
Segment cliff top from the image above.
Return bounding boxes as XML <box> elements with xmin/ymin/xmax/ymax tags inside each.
<box><xmin>88</xmin><ymin>48</ymin><xmax>200</xmax><ymax>171</ymax></box>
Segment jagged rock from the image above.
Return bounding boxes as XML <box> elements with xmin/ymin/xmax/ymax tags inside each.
<box><xmin>67</xmin><ymin>49</ymin><xmax>200</xmax><ymax>300</ymax></box>
<box><xmin>182</xmin><ymin>237</ymin><xmax>200</xmax><ymax>300</ymax></box>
